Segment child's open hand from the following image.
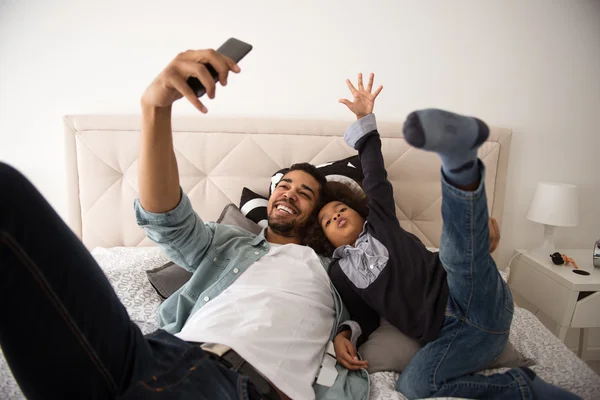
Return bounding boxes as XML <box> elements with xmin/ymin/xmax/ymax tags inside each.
<box><xmin>333</xmin><ymin>331</ymin><xmax>369</xmax><ymax>371</ymax></box>
<box><xmin>339</xmin><ymin>73</ymin><xmax>383</xmax><ymax>120</ymax></box>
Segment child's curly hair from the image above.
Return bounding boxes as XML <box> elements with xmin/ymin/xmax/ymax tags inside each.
<box><xmin>303</xmin><ymin>181</ymin><xmax>369</xmax><ymax>257</ymax></box>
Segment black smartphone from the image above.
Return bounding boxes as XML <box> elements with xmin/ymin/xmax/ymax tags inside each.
<box><xmin>187</xmin><ymin>38</ymin><xmax>253</xmax><ymax>97</ymax></box>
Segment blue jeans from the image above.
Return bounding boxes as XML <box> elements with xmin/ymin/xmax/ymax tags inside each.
<box><xmin>396</xmin><ymin>164</ymin><xmax>534</xmax><ymax>400</ymax></box>
<box><xmin>0</xmin><ymin>163</ymin><xmax>262</xmax><ymax>400</ymax></box>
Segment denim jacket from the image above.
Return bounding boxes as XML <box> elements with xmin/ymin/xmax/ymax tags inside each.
<box><xmin>135</xmin><ymin>193</ymin><xmax>370</xmax><ymax>400</ymax></box>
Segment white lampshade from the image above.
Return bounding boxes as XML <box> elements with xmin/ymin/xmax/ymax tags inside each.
<box><xmin>527</xmin><ymin>182</ymin><xmax>579</xmax><ymax>227</ymax></box>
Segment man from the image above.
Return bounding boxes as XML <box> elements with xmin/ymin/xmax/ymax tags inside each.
<box><xmin>0</xmin><ymin>49</ymin><xmax>368</xmax><ymax>400</ymax></box>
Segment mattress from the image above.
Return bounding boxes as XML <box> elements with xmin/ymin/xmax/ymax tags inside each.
<box><xmin>1</xmin><ymin>247</ymin><xmax>599</xmax><ymax>399</ymax></box>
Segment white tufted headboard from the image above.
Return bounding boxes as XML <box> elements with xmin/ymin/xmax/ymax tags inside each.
<box><xmin>64</xmin><ymin>115</ymin><xmax>512</xmax><ymax>250</ymax></box>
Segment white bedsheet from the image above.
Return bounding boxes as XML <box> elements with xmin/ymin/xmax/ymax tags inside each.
<box><xmin>1</xmin><ymin>247</ymin><xmax>599</xmax><ymax>399</ymax></box>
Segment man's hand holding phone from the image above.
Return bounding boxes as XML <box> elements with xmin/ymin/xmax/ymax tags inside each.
<box><xmin>138</xmin><ymin>40</ymin><xmax>250</xmax><ymax>213</ymax></box>
<box><xmin>141</xmin><ymin>49</ymin><xmax>240</xmax><ymax>114</ymax></box>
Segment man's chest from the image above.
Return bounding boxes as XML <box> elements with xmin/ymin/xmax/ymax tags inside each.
<box><xmin>185</xmin><ymin>246</ymin><xmax>336</xmax><ymax>340</ymax></box>
<box><xmin>233</xmin><ymin>246</ymin><xmax>335</xmax><ymax>309</ymax></box>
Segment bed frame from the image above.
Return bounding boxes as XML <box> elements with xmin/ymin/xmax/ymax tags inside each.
<box><xmin>63</xmin><ymin>115</ymin><xmax>512</xmax><ymax>250</ymax></box>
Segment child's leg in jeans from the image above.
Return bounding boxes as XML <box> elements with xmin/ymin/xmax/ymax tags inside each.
<box><xmin>439</xmin><ymin>162</ymin><xmax>514</xmax><ymax>334</ymax></box>
<box><xmin>405</xmin><ymin>109</ymin><xmax>511</xmax><ymax>331</ymax></box>
<box><xmin>396</xmin><ymin>110</ymin><xmax>580</xmax><ymax>400</ymax></box>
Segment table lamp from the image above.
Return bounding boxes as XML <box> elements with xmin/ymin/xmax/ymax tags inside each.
<box><xmin>526</xmin><ymin>182</ymin><xmax>578</xmax><ymax>258</ymax></box>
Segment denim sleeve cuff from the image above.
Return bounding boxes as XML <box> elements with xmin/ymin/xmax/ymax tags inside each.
<box><xmin>343</xmin><ymin>113</ymin><xmax>377</xmax><ymax>149</ymax></box>
<box><xmin>337</xmin><ymin>320</ymin><xmax>362</xmax><ymax>346</ymax></box>
<box><xmin>134</xmin><ymin>188</ymin><xmax>192</xmax><ymax>226</ymax></box>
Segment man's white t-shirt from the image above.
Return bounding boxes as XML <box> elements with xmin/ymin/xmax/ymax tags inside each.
<box><xmin>175</xmin><ymin>243</ymin><xmax>335</xmax><ymax>400</ymax></box>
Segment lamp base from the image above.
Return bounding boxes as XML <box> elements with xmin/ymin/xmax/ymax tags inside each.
<box><xmin>530</xmin><ymin>224</ymin><xmax>557</xmax><ymax>259</ymax></box>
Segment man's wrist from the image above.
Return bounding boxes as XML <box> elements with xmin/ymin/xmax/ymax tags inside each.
<box><xmin>141</xmin><ymin>103</ymin><xmax>172</xmax><ymax>117</ymax></box>
<box><xmin>140</xmin><ymin>104</ymin><xmax>173</xmax><ymax>143</ymax></box>
<box><xmin>141</xmin><ymin>104</ymin><xmax>172</xmax><ymax>135</ymax></box>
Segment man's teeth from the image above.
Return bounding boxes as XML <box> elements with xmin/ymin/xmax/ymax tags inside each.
<box><xmin>277</xmin><ymin>205</ymin><xmax>296</xmax><ymax>214</ymax></box>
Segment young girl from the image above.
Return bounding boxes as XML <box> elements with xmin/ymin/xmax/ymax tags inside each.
<box><xmin>309</xmin><ymin>73</ymin><xmax>579</xmax><ymax>400</ymax></box>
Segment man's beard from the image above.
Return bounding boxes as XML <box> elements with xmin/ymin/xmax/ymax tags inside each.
<box><xmin>267</xmin><ymin>214</ymin><xmax>297</xmax><ymax>236</ymax></box>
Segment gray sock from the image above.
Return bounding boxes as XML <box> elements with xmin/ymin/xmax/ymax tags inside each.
<box><xmin>403</xmin><ymin>108</ymin><xmax>489</xmax><ymax>187</ymax></box>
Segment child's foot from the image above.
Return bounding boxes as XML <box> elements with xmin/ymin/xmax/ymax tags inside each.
<box><xmin>403</xmin><ymin>109</ymin><xmax>489</xmax><ymax>187</ymax></box>
<box><xmin>519</xmin><ymin>367</ymin><xmax>582</xmax><ymax>399</ymax></box>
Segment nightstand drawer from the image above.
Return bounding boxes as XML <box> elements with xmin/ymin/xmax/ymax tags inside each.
<box><xmin>571</xmin><ymin>291</ymin><xmax>600</xmax><ymax>328</ymax></box>
<box><xmin>509</xmin><ymin>258</ymin><xmax>573</xmax><ymax>325</ymax></box>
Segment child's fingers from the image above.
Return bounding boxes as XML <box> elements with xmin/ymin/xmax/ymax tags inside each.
<box><xmin>339</xmin><ymin>348</ymin><xmax>363</xmax><ymax>367</ymax></box>
<box><xmin>352</xmin><ymin>354</ymin><xmax>369</xmax><ymax>367</ymax></box>
<box><xmin>335</xmin><ymin>339</ymin><xmax>369</xmax><ymax>370</ymax></box>
<box><xmin>372</xmin><ymin>85</ymin><xmax>383</xmax><ymax>98</ymax></box>
<box><xmin>346</xmin><ymin>79</ymin><xmax>357</xmax><ymax>94</ymax></box>
<box><xmin>339</xmin><ymin>354</ymin><xmax>365</xmax><ymax>370</ymax></box>
<box><xmin>357</xmin><ymin>73</ymin><xmax>364</xmax><ymax>91</ymax></box>
<box><xmin>366</xmin><ymin>73</ymin><xmax>374</xmax><ymax>92</ymax></box>
<box><xmin>340</xmin><ymin>351</ymin><xmax>355</xmax><ymax>365</ymax></box>
<box><xmin>339</xmin><ymin>98</ymin><xmax>352</xmax><ymax>107</ymax></box>
<box><xmin>344</xmin><ymin>342</ymin><xmax>368</xmax><ymax>368</ymax></box>
<box><xmin>345</xmin><ymin>341</ymin><xmax>357</xmax><ymax>358</ymax></box>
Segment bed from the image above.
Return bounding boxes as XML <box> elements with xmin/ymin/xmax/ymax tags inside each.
<box><xmin>1</xmin><ymin>115</ymin><xmax>599</xmax><ymax>399</ymax></box>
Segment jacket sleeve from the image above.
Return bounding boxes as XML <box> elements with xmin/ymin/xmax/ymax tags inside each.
<box><xmin>344</xmin><ymin>114</ymin><xmax>397</xmax><ymax>219</ymax></box>
<box><xmin>134</xmin><ymin>189</ymin><xmax>213</xmax><ymax>272</ymax></box>
<box><xmin>332</xmin><ymin>261</ymin><xmax>381</xmax><ymax>345</ymax></box>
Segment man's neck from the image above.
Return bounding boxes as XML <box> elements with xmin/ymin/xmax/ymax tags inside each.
<box><xmin>265</xmin><ymin>228</ymin><xmax>302</xmax><ymax>245</ymax></box>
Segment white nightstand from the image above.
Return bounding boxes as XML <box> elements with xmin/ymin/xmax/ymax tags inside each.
<box><xmin>508</xmin><ymin>249</ymin><xmax>600</xmax><ymax>359</ymax></box>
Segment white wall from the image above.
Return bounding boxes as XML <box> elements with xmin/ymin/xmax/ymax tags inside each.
<box><xmin>1</xmin><ymin>0</ymin><xmax>599</xmax><ymax>351</ymax></box>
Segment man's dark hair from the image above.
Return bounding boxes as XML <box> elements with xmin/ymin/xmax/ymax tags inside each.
<box><xmin>302</xmin><ymin>181</ymin><xmax>369</xmax><ymax>257</ymax></box>
<box><xmin>285</xmin><ymin>163</ymin><xmax>327</xmax><ymax>199</ymax></box>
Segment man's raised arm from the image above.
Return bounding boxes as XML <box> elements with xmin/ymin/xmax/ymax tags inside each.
<box><xmin>138</xmin><ymin>49</ymin><xmax>240</xmax><ymax>212</ymax></box>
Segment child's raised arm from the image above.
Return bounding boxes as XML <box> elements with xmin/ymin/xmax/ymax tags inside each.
<box><xmin>339</xmin><ymin>73</ymin><xmax>397</xmax><ymax>219</ymax></box>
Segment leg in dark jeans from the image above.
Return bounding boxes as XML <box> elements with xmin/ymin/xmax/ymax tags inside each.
<box><xmin>397</xmin><ymin>166</ymin><xmax>529</xmax><ymax>399</ymax></box>
<box><xmin>400</xmin><ymin>109</ymin><xmax>580</xmax><ymax>400</ymax></box>
<box><xmin>0</xmin><ymin>163</ymin><xmax>254</xmax><ymax>400</ymax></box>
<box><xmin>397</xmin><ymin>165</ymin><xmax>580</xmax><ymax>400</ymax></box>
